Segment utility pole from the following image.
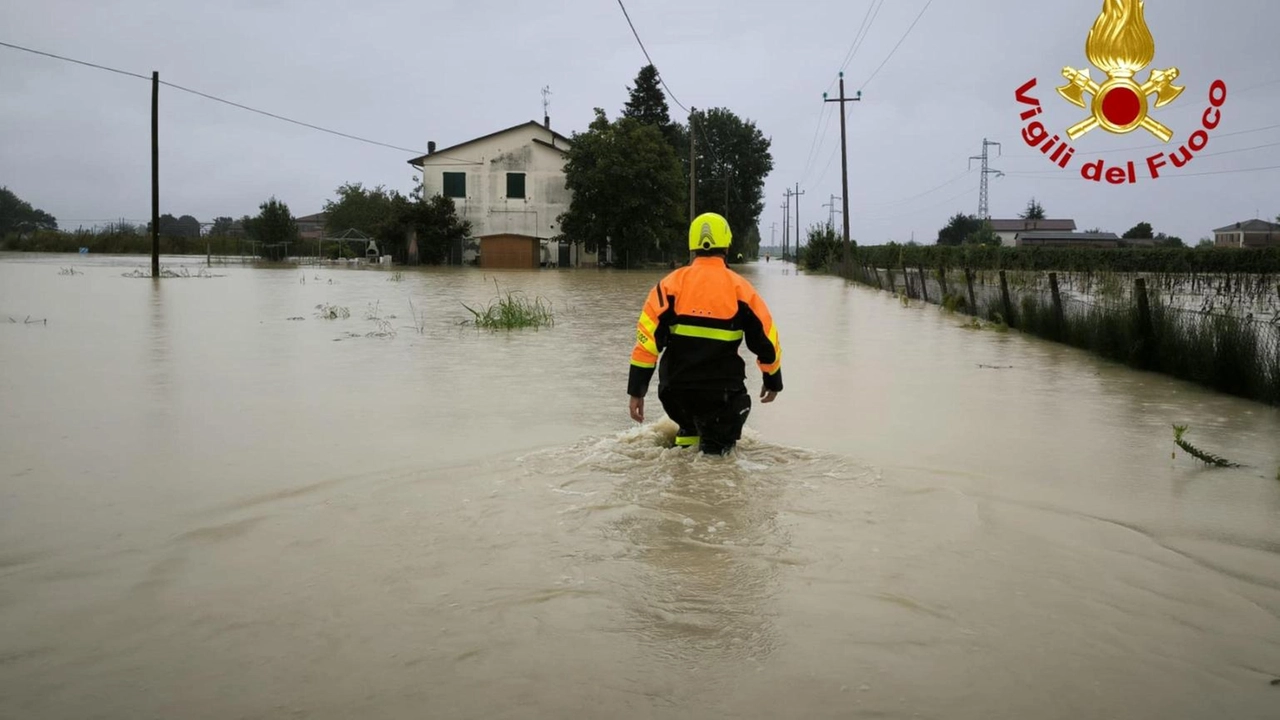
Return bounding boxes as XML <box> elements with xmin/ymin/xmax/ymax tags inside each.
<box><xmin>792</xmin><ymin>183</ymin><xmax>805</xmax><ymax>257</ymax></box>
<box><xmin>770</xmin><ymin>222</ymin><xmax>777</xmax><ymax>253</ymax></box>
<box><xmin>969</xmin><ymin>138</ymin><xmax>1004</xmax><ymax>219</ymax></box>
<box><xmin>151</xmin><ymin>71</ymin><xmax>160</xmax><ymax>278</ymax></box>
<box><xmin>825</xmin><ymin>71</ymin><xmax>861</xmax><ymax>275</ymax></box>
<box><xmin>778</xmin><ymin>188</ymin><xmax>788</xmax><ymax>260</ymax></box>
<box><xmin>781</xmin><ymin>195</ymin><xmax>791</xmax><ymax>261</ymax></box>
<box><xmin>689</xmin><ymin>106</ymin><xmax>697</xmax><ymax>224</ymax></box>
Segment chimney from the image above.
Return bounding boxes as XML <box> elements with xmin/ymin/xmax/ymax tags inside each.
<box><xmin>544</xmin><ymin>115</ymin><xmax>550</xmax><ymax>130</ymax></box>
<box><xmin>427</xmin><ymin>141</ymin><xmax>436</xmax><ymax>155</ymax></box>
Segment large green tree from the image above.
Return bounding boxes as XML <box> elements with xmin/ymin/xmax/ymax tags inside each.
<box><xmin>323</xmin><ymin>182</ymin><xmax>399</xmax><ymax>236</ymax></box>
<box><xmin>0</xmin><ymin>186</ymin><xmax>57</xmax><ymax>236</ymax></box>
<box><xmin>559</xmin><ymin>108</ymin><xmax>685</xmax><ymax>269</ymax></box>
<box><xmin>244</xmin><ymin>197</ymin><xmax>299</xmax><ymax>259</ymax></box>
<box><xmin>937</xmin><ymin>213</ymin><xmax>983</xmax><ymax>245</ymax></box>
<box><xmin>377</xmin><ymin>193</ymin><xmax>471</xmax><ymax>265</ymax></box>
<box><xmin>678</xmin><ymin>107</ymin><xmax>774</xmax><ymax>263</ymax></box>
<box><xmin>1123</xmin><ymin>221</ymin><xmax>1154</xmax><ymax>239</ymax></box>
<box><xmin>622</xmin><ymin>65</ymin><xmax>678</xmax><ymax>148</ymax></box>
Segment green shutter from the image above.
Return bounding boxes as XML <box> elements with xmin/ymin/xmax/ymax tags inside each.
<box><xmin>506</xmin><ymin>173</ymin><xmax>526</xmax><ymax>199</ymax></box>
<box><xmin>443</xmin><ymin>172</ymin><xmax>466</xmax><ymax>198</ymax></box>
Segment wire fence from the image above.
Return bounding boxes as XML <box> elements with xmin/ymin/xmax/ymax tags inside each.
<box><xmin>844</xmin><ymin>263</ymin><xmax>1280</xmax><ymax>406</ymax></box>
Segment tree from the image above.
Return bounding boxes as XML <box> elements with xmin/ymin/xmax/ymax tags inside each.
<box><xmin>210</xmin><ymin>217</ymin><xmax>235</xmax><ymax>236</ymax></box>
<box><xmin>558</xmin><ymin>108</ymin><xmax>686</xmax><ymax>269</ymax></box>
<box><xmin>937</xmin><ymin>212</ymin><xmax>983</xmax><ymax>246</ymax></box>
<box><xmin>1019</xmin><ymin>197</ymin><xmax>1046</xmax><ymax>220</ymax></box>
<box><xmin>0</xmin><ymin>186</ymin><xmax>57</xmax><ymax>236</ymax></box>
<box><xmin>681</xmin><ymin>107</ymin><xmax>774</xmax><ymax>262</ymax></box>
<box><xmin>966</xmin><ymin>220</ymin><xmax>998</xmax><ymax>245</ymax></box>
<box><xmin>323</xmin><ymin>182</ymin><xmax>399</xmax><ymax>237</ymax></box>
<box><xmin>244</xmin><ymin>197</ymin><xmax>299</xmax><ymax>259</ymax></box>
<box><xmin>1153</xmin><ymin>232</ymin><xmax>1184</xmax><ymax>248</ymax></box>
<box><xmin>743</xmin><ymin>225</ymin><xmax>762</xmax><ymax>260</ymax></box>
<box><xmin>799</xmin><ymin>223</ymin><xmax>841</xmax><ymax>271</ymax></box>
<box><xmin>1123</xmin><ymin>221</ymin><xmax>1154</xmax><ymax>239</ymax></box>
<box><xmin>622</xmin><ymin>65</ymin><xmax>677</xmax><ymax>147</ymax></box>
<box><xmin>1197</xmin><ymin>237</ymin><xmax>1215</xmax><ymax>249</ymax></box>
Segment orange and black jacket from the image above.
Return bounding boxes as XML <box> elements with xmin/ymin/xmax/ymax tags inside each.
<box><xmin>628</xmin><ymin>256</ymin><xmax>783</xmax><ymax>398</ymax></box>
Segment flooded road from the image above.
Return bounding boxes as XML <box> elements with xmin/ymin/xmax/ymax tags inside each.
<box><xmin>2</xmin><ymin>252</ymin><xmax>1279</xmax><ymax>719</ymax></box>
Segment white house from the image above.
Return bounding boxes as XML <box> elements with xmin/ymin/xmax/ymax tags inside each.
<box><xmin>408</xmin><ymin>119</ymin><xmax>599</xmax><ymax>268</ymax></box>
<box><xmin>987</xmin><ymin>218</ymin><xmax>1078</xmax><ymax>247</ymax></box>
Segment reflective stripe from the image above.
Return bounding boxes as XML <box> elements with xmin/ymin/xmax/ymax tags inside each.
<box><xmin>674</xmin><ymin>435</ymin><xmax>699</xmax><ymax>447</ymax></box>
<box><xmin>639</xmin><ymin>312</ymin><xmax>658</xmax><ymax>335</ymax></box>
<box><xmin>671</xmin><ymin>324</ymin><xmax>743</xmax><ymax>342</ymax></box>
<box><xmin>630</xmin><ymin>359</ymin><xmax>656</xmax><ymax>369</ymax></box>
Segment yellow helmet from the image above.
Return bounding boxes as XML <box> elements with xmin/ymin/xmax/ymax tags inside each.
<box><xmin>689</xmin><ymin>212</ymin><xmax>732</xmax><ymax>252</ymax></box>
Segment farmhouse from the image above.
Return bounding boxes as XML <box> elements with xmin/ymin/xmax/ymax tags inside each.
<box><xmin>408</xmin><ymin>119</ymin><xmax>599</xmax><ymax>268</ymax></box>
<box><xmin>1213</xmin><ymin>219</ymin><xmax>1280</xmax><ymax>248</ymax></box>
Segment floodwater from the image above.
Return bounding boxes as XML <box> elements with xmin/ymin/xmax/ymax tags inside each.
<box><xmin>2</xmin><ymin>252</ymin><xmax>1279</xmax><ymax>719</ymax></box>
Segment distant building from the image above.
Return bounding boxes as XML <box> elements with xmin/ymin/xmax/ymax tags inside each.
<box><xmin>295</xmin><ymin>212</ymin><xmax>327</xmax><ymax>242</ymax></box>
<box><xmin>988</xmin><ymin>218</ymin><xmax>1077</xmax><ymax>247</ymax></box>
<box><xmin>1213</xmin><ymin>219</ymin><xmax>1280</xmax><ymax>248</ymax></box>
<box><xmin>408</xmin><ymin>119</ymin><xmax>599</xmax><ymax>268</ymax></box>
<box><xmin>1015</xmin><ymin>231</ymin><xmax>1122</xmax><ymax>248</ymax></box>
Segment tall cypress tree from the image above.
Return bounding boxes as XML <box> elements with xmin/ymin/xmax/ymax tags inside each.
<box><xmin>622</xmin><ymin>65</ymin><xmax>673</xmax><ymax>137</ymax></box>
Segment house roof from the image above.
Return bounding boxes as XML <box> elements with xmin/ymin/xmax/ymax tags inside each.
<box><xmin>989</xmin><ymin>218</ymin><xmax>1077</xmax><ymax>232</ymax></box>
<box><xmin>1016</xmin><ymin>231</ymin><xmax>1119</xmax><ymax>241</ymax></box>
<box><xmin>1213</xmin><ymin>218</ymin><xmax>1280</xmax><ymax>233</ymax></box>
<box><xmin>407</xmin><ymin>121</ymin><xmax>573</xmax><ymax>167</ymax></box>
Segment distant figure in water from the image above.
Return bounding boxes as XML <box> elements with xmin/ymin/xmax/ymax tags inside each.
<box><xmin>626</xmin><ymin>213</ymin><xmax>784</xmax><ymax>455</ymax></box>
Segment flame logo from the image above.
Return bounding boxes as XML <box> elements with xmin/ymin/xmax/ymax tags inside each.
<box><xmin>1057</xmin><ymin>0</ymin><xmax>1183</xmax><ymax>141</ymax></box>
<box><xmin>1086</xmin><ymin>0</ymin><xmax>1155</xmax><ymax>78</ymax></box>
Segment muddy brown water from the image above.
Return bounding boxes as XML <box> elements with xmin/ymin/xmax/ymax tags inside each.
<box><xmin>2</xmin><ymin>252</ymin><xmax>1279</xmax><ymax>719</ymax></box>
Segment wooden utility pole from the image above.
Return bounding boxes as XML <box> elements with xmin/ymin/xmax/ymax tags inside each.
<box><xmin>689</xmin><ymin>106</ymin><xmax>696</xmax><ymax>224</ymax></box>
<box><xmin>824</xmin><ymin>71</ymin><xmax>861</xmax><ymax>275</ymax></box>
<box><xmin>793</xmin><ymin>183</ymin><xmax>805</xmax><ymax>258</ymax></box>
<box><xmin>782</xmin><ymin>192</ymin><xmax>793</xmax><ymax>261</ymax></box>
<box><xmin>151</xmin><ymin>71</ymin><xmax>160</xmax><ymax>278</ymax></box>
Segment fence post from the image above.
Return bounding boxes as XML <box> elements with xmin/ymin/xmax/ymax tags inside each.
<box><xmin>1135</xmin><ymin>277</ymin><xmax>1153</xmax><ymax>367</ymax></box>
<box><xmin>901</xmin><ymin>261</ymin><xmax>912</xmax><ymax>298</ymax></box>
<box><xmin>917</xmin><ymin>265</ymin><xmax>929</xmax><ymax>303</ymax></box>
<box><xmin>1049</xmin><ymin>272</ymin><xmax>1064</xmax><ymax>338</ymax></box>
<box><xmin>872</xmin><ymin>266</ymin><xmax>882</xmax><ymax>290</ymax></box>
<box><xmin>938</xmin><ymin>266</ymin><xmax>949</xmax><ymax>299</ymax></box>
<box><xmin>887</xmin><ymin>268</ymin><xmax>896</xmax><ymax>294</ymax></box>
<box><xmin>999</xmin><ymin>270</ymin><xmax>1015</xmax><ymax>327</ymax></box>
<box><xmin>965</xmin><ymin>268</ymin><xmax>977</xmax><ymax>316</ymax></box>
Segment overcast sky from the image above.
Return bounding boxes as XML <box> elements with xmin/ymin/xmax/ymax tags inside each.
<box><xmin>2</xmin><ymin>0</ymin><xmax>1277</xmax><ymax>244</ymax></box>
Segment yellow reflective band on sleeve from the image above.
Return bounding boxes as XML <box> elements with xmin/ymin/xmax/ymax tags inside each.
<box><xmin>670</xmin><ymin>325</ymin><xmax>744</xmax><ymax>342</ymax></box>
<box><xmin>639</xmin><ymin>312</ymin><xmax>658</xmax><ymax>335</ymax></box>
<box><xmin>768</xmin><ymin>325</ymin><xmax>779</xmax><ymax>346</ymax></box>
<box><xmin>631</xmin><ymin>359</ymin><xmax>656</xmax><ymax>369</ymax></box>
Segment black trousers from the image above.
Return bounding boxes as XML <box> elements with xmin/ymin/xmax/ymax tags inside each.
<box><xmin>658</xmin><ymin>385</ymin><xmax>752</xmax><ymax>455</ymax></box>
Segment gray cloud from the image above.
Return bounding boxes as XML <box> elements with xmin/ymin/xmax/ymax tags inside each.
<box><xmin>2</xmin><ymin>0</ymin><xmax>1277</xmax><ymax>243</ymax></box>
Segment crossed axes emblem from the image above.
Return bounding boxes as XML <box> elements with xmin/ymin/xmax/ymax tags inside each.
<box><xmin>1056</xmin><ymin>67</ymin><xmax>1184</xmax><ymax>142</ymax></box>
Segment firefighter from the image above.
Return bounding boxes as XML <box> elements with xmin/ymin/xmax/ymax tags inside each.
<box><xmin>626</xmin><ymin>212</ymin><xmax>783</xmax><ymax>455</ymax></box>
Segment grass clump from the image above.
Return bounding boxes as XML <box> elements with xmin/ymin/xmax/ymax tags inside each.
<box><xmin>315</xmin><ymin>303</ymin><xmax>350</xmax><ymax>319</ymax></box>
<box><xmin>461</xmin><ymin>281</ymin><xmax>554</xmax><ymax>330</ymax></box>
<box><xmin>1172</xmin><ymin>425</ymin><xmax>1241</xmax><ymax>468</ymax></box>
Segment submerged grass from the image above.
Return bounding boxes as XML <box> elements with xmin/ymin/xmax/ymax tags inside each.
<box><xmin>461</xmin><ymin>280</ymin><xmax>555</xmax><ymax>330</ymax></box>
<box><xmin>1172</xmin><ymin>425</ymin><xmax>1241</xmax><ymax>468</ymax></box>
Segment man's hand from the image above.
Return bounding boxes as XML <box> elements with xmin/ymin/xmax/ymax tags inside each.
<box><xmin>760</xmin><ymin>388</ymin><xmax>778</xmax><ymax>404</ymax></box>
<box><xmin>629</xmin><ymin>396</ymin><xmax>645</xmax><ymax>423</ymax></box>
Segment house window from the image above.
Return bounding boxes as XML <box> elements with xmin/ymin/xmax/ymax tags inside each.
<box><xmin>443</xmin><ymin>172</ymin><xmax>466</xmax><ymax>198</ymax></box>
<box><xmin>506</xmin><ymin>173</ymin><xmax>526</xmax><ymax>199</ymax></box>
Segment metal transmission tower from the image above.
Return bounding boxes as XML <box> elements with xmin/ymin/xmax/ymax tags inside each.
<box><xmin>968</xmin><ymin>138</ymin><xmax>1004</xmax><ymax>219</ymax></box>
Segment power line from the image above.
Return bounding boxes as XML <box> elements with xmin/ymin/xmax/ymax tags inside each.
<box><xmin>1</xmin><ymin>38</ymin><xmax>456</xmax><ymax>159</ymax></box>
<box><xmin>0</xmin><ymin>39</ymin><xmax>149</xmax><ymax>80</ymax></box>
<box><xmin>859</xmin><ymin>0</ymin><xmax>936</xmax><ymax>91</ymax></box>
<box><xmin>613</xmin><ymin>0</ymin><xmax>688</xmax><ymax>113</ymax></box>
<box><xmin>835</xmin><ymin>0</ymin><xmax>885</xmax><ymax>84</ymax></box>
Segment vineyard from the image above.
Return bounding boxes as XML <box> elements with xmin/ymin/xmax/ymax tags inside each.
<box><xmin>843</xmin><ymin>245</ymin><xmax>1280</xmax><ymax>406</ymax></box>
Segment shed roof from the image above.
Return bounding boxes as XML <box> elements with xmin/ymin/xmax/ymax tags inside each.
<box><xmin>989</xmin><ymin>218</ymin><xmax>1077</xmax><ymax>232</ymax></box>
